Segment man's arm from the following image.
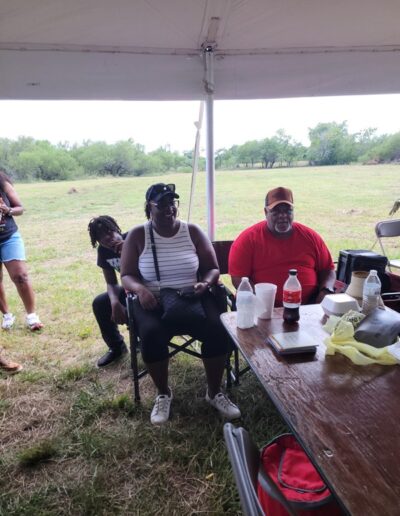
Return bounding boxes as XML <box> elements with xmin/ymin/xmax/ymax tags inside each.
<box><xmin>103</xmin><ymin>268</ymin><xmax>126</xmax><ymax>324</ymax></box>
<box><xmin>315</xmin><ymin>269</ymin><xmax>337</xmax><ymax>303</ymax></box>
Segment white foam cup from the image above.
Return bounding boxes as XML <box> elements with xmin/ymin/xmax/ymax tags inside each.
<box><xmin>255</xmin><ymin>283</ymin><xmax>277</xmax><ymax>319</ymax></box>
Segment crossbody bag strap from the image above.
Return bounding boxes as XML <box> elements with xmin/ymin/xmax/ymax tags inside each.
<box><xmin>149</xmin><ymin>222</ymin><xmax>161</xmax><ymax>282</ymax></box>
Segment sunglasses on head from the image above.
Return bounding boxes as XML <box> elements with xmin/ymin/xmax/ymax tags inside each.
<box><xmin>148</xmin><ymin>183</ymin><xmax>176</xmax><ymax>198</ymax></box>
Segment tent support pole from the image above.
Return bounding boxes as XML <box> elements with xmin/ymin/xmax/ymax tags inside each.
<box><xmin>204</xmin><ymin>46</ymin><xmax>215</xmax><ymax>240</ymax></box>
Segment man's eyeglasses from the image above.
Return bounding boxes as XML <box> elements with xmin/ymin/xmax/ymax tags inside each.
<box><xmin>268</xmin><ymin>206</ymin><xmax>293</xmax><ymax>216</ymax></box>
<box><xmin>151</xmin><ymin>199</ymin><xmax>180</xmax><ymax>210</ymax></box>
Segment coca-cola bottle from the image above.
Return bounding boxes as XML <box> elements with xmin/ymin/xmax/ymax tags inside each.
<box><xmin>283</xmin><ymin>269</ymin><xmax>302</xmax><ymax>323</ymax></box>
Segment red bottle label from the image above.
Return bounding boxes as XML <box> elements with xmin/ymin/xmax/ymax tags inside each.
<box><xmin>283</xmin><ymin>289</ymin><xmax>301</xmax><ymax>305</ymax></box>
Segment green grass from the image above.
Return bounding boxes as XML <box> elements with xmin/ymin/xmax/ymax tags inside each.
<box><xmin>0</xmin><ymin>165</ymin><xmax>399</xmax><ymax>514</ymax></box>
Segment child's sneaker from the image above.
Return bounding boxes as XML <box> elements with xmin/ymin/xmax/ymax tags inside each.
<box><xmin>26</xmin><ymin>313</ymin><xmax>43</xmax><ymax>331</ymax></box>
<box><xmin>2</xmin><ymin>313</ymin><xmax>15</xmax><ymax>330</ymax></box>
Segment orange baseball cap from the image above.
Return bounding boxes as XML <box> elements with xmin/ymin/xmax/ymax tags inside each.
<box><xmin>265</xmin><ymin>187</ymin><xmax>294</xmax><ymax>210</ymax></box>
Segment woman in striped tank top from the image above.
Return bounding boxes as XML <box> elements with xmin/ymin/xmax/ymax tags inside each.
<box><xmin>121</xmin><ymin>183</ymin><xmax>241</xmax><ymax>425</ymax></box>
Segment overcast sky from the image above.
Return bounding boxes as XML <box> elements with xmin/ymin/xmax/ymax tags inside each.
<box><xmin>1</xmin><ymin>94</ymin><xmax>399</xmax><ymax>153</ymax></box>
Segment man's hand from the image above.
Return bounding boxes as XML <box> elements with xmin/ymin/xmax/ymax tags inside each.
<box><xmin>137</xmin><ymin>286</ymin><xmax>159</xmax><ymax>310</ymax></box>
<box><xmin>111</xmin><ymin>301</ymin><xmax>127</xmax><ymax>324</ymax></box>
<box><xmin>315</xmin><ymin>290</ymin><xmax>329</xmax><ymax>304</ymax></box>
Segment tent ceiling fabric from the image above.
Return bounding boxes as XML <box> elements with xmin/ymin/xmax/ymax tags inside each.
<box><xmin>1</xmin><ymin>0</ymin><xmax>400</xmax><ymax>100</ymax></box>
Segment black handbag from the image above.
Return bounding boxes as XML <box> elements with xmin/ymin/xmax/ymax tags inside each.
<box><xmin>149</xmin><ymin>223</ymin><xmax>206</xmax><ymax>325</ymax></box>
<box><xmin>354</xmin><ymin>307</ymin><xmax>400</xmax><ymax>348</ymax></box>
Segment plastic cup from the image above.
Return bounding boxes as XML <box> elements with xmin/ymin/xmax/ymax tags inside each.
<box><xmin>255</xmin><ymin>283</ymin><xmax>277</xmax><ymax>319</ymax></box>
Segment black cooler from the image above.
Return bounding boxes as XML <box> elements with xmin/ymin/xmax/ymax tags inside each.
<box><xmin>336</xmin><ymin>249</ymin><xmax>388</xmax><ymax>288</ymax></box>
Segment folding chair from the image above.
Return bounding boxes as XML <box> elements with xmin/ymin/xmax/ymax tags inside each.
<box><xmin>212</xmin><ymin>240</ymin><xmax>250</xmax><ymax>386</ymax></box>
<box><xmin>223</xmin><ymin>423</ymin><xmax>297</xmax><ymax>516</ymax></box>
<box><xmin>375</xmin><ymin>219</ymin><xmax>400</xmax><ymax>271</ymax></box>
<box><xmin>126</xmin><ymin>240</ymin><xmax>235</xmax><ymax>402</ymax></box>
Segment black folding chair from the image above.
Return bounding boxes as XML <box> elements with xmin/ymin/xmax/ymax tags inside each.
<box><xmin>212</xmin><ymin>240</ymin><xmax>250</xmax><ymax>386</ymax></box>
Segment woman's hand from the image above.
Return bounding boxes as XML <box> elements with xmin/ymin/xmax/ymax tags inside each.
<box><xmin>137</xmin><ymin>286</ymin><xmax>159</xmax><ymax>310</ymax></box>
<box><xmin>194</xmin><ymin>281</ymin><xmax>210</xmax><ymax>297</ymax></box>
<box><xmin>0</xmin><ymin>199</ymin><xmax>9</xmax><ymax>216</ymax></box>
<box><xmin>111</xmin><ymin>301</ymin><xmax>127</xmax><ymax>325</ymax></box>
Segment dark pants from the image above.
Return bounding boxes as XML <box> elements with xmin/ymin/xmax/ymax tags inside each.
<box><xmin>131</xmin><ymin>291</ymin><xmax>231</xmax><ymax>363</ymax></box>
<box><xmin>92</xmin><ymin>287</ymin><xmax>127</xmax><ymax>351</ymax></box>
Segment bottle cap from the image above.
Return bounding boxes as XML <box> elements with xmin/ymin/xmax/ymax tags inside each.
<box><xmin>289</xmin><ymin>269</ymin><xmax>297</xmax><ymax>275</ymax></box>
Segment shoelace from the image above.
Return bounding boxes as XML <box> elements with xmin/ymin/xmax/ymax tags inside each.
<box><xmin>154</xmin><ymin>395</ymin><xmax>170</xmax><ymax>414</ymax></box>
<box><xmin>215</xmin><ymin>393</ymin><xmax>234</xmax><ymax>408</ymax></box>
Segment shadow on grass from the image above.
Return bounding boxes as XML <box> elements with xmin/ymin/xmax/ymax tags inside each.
<box><xmin>0</xmin><ymin>355</ymin><xmax>286</xmax><ymax>515</ymax></box>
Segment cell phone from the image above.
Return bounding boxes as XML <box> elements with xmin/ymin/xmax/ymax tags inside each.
<box><xmin>178</xmin><ymin>286</ymin><xmax>196</xmax><ymax>298</ymax></box>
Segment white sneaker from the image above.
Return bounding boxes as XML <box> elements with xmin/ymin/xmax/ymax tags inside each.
<box><xmin>26</xmin><ymin>313</ymin><xmax>43</xmax><ymax>331</ymax></box>
<box><xmin>150</xmin><ymin>390</ymin><xmax>173</xmax><ymax>425</ymax></box>
<box><xmin>206</xmin><ymin>391</ymin><xmax>241</xmax><ymax>420</ymax></box>
<box><xmin>2</xmin><ymin>313</ymin><xmax>15</xmax><ymax>330</ymax></box>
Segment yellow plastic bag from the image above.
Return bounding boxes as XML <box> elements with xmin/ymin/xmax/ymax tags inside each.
<box><xmin>324</xmin><ymin>313</ymin><xmax>399</xmax><ymax>366</ymax></box>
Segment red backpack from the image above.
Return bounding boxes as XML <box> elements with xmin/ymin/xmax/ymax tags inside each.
<box><xmin>257</xmin><ymin>434</ymin><xmax>343</xmax><ymax>516</ymax></box>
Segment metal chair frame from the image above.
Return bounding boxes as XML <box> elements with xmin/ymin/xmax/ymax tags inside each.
<box><xmin>211</xmin><ymin>240</ymin><xmax>250</xmax><ymax>385</ymax></box>
<box><xmin>223</xmin><ymin>423</ymin><xmax>297</xmax><ymax>516</ymax></box>
<box><xmin>375</xmin><ymin>219</ymin><xmax>400</xmax><ymax>271</ymax></box>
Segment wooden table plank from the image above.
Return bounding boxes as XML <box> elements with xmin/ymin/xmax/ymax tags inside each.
<box><xmin>221</xmin><ymin>305</ymin><xmax>400</xmax><ymax>516</ymax></box>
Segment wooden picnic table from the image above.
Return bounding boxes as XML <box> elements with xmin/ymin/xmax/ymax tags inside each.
<box><xmin>221</xmin><ymin>305</ymin><xmax>400</xmax><ymax>516</ymax></box>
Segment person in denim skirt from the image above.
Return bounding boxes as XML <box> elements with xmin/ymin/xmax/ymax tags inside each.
<box><xmin>0</xmin><ymin>169</ymin><xmax>43</xmax><ymax>331</ymax></box>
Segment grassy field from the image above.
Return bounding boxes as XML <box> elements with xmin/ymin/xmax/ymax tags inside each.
<box><xmin>0</xmin><ymin>164</ymin><xmax>399</xmax><ymax>515</ymax></box>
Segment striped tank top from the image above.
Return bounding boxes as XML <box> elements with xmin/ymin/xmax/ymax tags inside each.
<box><xmin>139</xmin><ymin>220</ymin><xmax>199</xmax><ymax>296</ymax></box>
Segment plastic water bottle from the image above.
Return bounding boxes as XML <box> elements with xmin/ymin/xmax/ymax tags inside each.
<box><xmin>236</xmin><ymin>277</ymin><xmax>255</xmax><ymax>329</ymax></box>
<box><xmin>283</xmin><ymin>269</ymin><xmax>302</xmax><ymax>323</ymax></box>
<box><xmin>362</xmin><ymin>269</ymin><xmax>381</xmax><ymax>315</ymax></box>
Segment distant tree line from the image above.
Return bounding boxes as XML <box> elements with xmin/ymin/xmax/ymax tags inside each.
<box><xmin>0</xmin><ymin>138</ymin><xmax>199</xmax><ymax>181</ymax></box>
<box><xmin>1</xmin><ymin>122</ymin><xmax>400</xmax><ymax>181</ymax></box>
<box><xmin>217</xmin><ymin>123</ymin><xmax>400</xmax><ymax>169</ymax></box>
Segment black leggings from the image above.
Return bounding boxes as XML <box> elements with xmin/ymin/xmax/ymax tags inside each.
<box><xmin>131</xmin><ymin>291</ymin><xmax>231</xmax><ymax>363</ymax></box>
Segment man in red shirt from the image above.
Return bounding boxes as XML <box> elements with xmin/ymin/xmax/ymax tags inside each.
<box><xmin>229</xmin><ymin>187</ymin><xmax>336</xmax><ymax>306</ymax></box>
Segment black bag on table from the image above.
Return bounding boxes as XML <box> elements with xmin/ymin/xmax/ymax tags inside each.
<box><xmin>354</xmin><ymin>307</ymin><xmax>400</xmax><ymax>348</ymax></box>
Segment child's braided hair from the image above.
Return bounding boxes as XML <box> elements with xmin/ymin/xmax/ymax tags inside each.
<box><xmin>88</xmin><ymin>215</ymin><xmax>122</xmax><ymax>248</ymax></box>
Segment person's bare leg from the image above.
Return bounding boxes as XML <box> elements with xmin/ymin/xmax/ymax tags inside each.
<box><xmin>4</xmin><ymin>260</ymin><xmax>35</xmax><ymax>313</ymax></box>
<box><xmin>145</xmin><ymin>359</ymin><xmax>170</xmax><ymax>395</ymax></box>
<box><xmin>203</xmin><ymin>354</ymin><xmax>227</xmax><ymax>398</ymax></box>
<box><xmin>0</xmin><ymin>264</ymin><xmax>9</xmax><ymax>314</ymax></box>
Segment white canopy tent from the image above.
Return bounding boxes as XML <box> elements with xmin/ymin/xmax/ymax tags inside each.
<box><xmin>1</xmin><ymin>0</ymin><xmax>400</xmax><ymax>236</ymax></box>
